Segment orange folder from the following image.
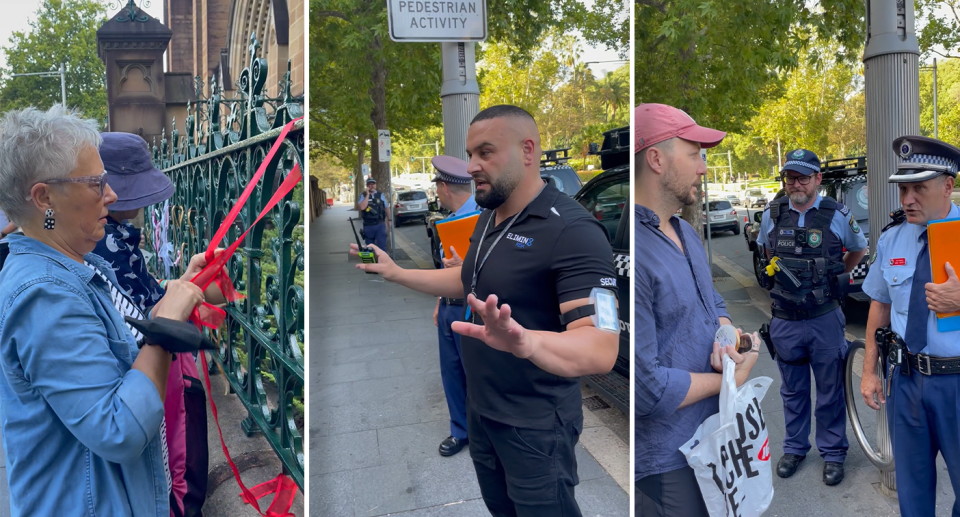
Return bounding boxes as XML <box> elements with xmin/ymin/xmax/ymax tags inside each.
<box><xmin>927</xmin><ymin>217</ymin><xmax>960</xmax><ymax>332</ymax></box>
<box><xmin>435</xmin><ymin>211</ymin><xmax>481</xmax><ymax>261</ymax></box>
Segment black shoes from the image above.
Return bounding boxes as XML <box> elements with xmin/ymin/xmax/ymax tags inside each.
<box><xmin>439</xmin><ymin>436</ymin><xmax>468</xmax><ymax>457</ymax></box>
<box><xmin>823</xmin><ymin>462</ymin><xmax>845</xmax><ymax>486</ymax></box>
<box><xmin>776</xmin><ymin>454</ymin><xmax>844</xmax><ymax>486</ymax></box>
<box><xmin>776</xmin><ymin>453</ymin><xmax>805</xmax><ymax>478</ymax></box>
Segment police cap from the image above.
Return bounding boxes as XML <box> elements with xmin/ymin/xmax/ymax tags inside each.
<box><xmin>781</xmin><ymin>149</ymin><xmax>821</xmax><ymax>176</ymax></box>
<box><xmin>431</xmin><ymin>155</ymin><xmax>472</xmax><ymax>185</ymax></box>
<box><xmin>890</xmin><ymin>135</ymin><xmax>960</xmax><ymax>183</ymax></box>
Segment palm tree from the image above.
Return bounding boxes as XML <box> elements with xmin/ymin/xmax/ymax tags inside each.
<box><xmin>597</xmin><ymin>71</ymin><xmax>627</xmax><ymax>123</ymax></box>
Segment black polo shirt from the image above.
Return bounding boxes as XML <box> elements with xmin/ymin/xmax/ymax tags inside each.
<box><xmin>459</xmin><ymin>182</ymin><xmax>616</xmax><ymax>430</ymax></box>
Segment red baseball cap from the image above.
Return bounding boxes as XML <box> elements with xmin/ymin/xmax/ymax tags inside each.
<box><xmin>634</xmin><ymin>104</ymin><xmax>726</xmax><ymax>151</ymax></box>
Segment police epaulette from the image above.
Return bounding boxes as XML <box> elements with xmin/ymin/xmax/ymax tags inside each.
<box><xmin>881</xmin><ymin>208</ymin><xmax>906</xmax><ymax>233</ymax></box>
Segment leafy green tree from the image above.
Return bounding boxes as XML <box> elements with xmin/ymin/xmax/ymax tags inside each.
<box><xmin>312</xmin><ymin>0</ymin><xmax>629</xmax><ymax>198</ymax></box>
<box><xmin>0</xmin><ymin>0</ymin><xmax>107</xmax><ymax>123</ymax></box>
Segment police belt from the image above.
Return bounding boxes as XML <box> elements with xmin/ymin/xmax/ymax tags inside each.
<box><xmin>906</xmin><ymin>351</ymin><xmax>960</xmax><ymax>376</ymax></box>
<box><xmin>441</xmin><ymin>297</ymin><xmax>464</xmax><ymax>306</ymax></box>
<box><xmin>771</xmin><ymin>300</ymin><xmax>839</xmax><ymax>321</ymax></box>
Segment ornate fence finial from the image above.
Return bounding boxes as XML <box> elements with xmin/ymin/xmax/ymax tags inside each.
<box><xmin>112</xmin><ymin>0</ymin><xmax>152</xmax><ymax>23</ymax></box>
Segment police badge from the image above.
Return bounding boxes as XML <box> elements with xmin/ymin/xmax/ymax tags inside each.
<box><xmin>850</xmin><ymin>214</ymin><xmax>861</xmax><ymax>234</ymax></box>
<box><xmin>808</xmin><ymin>229</ymin><xmax>823</xmax><ymax>248</ymax></box>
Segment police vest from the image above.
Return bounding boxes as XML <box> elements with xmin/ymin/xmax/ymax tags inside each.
<box><xmin>362</xmin><ymin>192</ymin><xmax>387</xmax><ymax>225</ymax></box>
<box><xmin>766</xmin><ymin>197</ymin><xmax>846</xmax><ymax>311</ymax></box>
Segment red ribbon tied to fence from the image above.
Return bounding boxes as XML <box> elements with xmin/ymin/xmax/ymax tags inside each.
<box><xmin>187</xmin><ymin>117</ymin><xmax>303</xmax><ymax>516</ymax></box>
<box><xmin>188</xmin><ymin>118</ymin><xmax>303</xmax><ymax>329</ymax></box>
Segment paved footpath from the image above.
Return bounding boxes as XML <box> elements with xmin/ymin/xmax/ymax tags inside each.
<box><xmin>310</xmin><ymin>204</ymin><xmax>629</xmax><ymax>516</ymax></box>
<box><xmin>711</xmin><ymin>250</ymin><xmax>957</xmax><ymax>516</ymax></box>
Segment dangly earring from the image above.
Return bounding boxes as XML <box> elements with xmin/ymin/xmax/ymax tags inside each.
<box><xmin>44</xmin><ymin>208</ymin><xmax>55</xmax><ymax>230</ymax></box>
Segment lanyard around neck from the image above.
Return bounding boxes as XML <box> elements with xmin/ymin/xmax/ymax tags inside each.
<box><xmin>469</xmin><ymin>183</ymin><xmax>546</xmax><ymax>296</ymax></box>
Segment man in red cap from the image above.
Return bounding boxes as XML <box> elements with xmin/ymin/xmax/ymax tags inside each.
<box><xmin>634</xmin><ymin>103</ymin><xmax>759</xmax><ymax>516</ymax></box>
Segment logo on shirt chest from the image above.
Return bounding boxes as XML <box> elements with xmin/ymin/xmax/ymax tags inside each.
<box><xmin>506</xmin><ymin>232</ymin><xmax>534</xmax><ymax>248</ymax></box>
<box><xmin>890</xmin><ymin>258</ymin><xmax>907</xmax><ymax>266</ymax></box>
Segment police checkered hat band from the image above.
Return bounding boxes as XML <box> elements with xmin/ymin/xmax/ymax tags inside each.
<box><xmin>899</xmin><ymin>153</ymin><xmax>958</xmax><ymax>174</ymax></box>
<box><xmin>783</xmin><ymin>160</ymin><xmax>821</xmax><ymax>173</ymax></box>
<box><xmin>891</xmin><ymin>135</ymin><xmax>960</xmax><ymax>183</ymax></box>
<box><xmin>433</xmin><ymin>170</ymin><xmax>472</xmax><ymax>185</ymax></box>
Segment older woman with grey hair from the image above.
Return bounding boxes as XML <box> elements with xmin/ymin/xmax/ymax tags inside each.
<box><xmin>0</xmin><ymin>105</ymin><xmax>204</xmax><ymax>516</ymax></box>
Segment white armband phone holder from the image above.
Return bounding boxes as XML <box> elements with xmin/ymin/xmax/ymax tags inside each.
<box><xmin>558</xmin><ymin>287</ymin><xmax>620</xmax><ymax>334</ymax></box>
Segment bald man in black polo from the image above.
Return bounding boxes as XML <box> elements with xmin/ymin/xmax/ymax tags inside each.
<box><xmin>350</xmin><ymin>105</ymin><xmax>619</xmax><ymax>516</ymax></box>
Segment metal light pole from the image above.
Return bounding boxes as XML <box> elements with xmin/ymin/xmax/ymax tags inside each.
<box><xmin>921</xmin><ymin>58</ymin><xmax>939</xmax><ymax>138</ymax></box>
<box><xmin>441</xmin><ymin>42</ymin><xmax>480</xmax><ymax>163</ymax></box>
<box><xmin>862</xmin><ymin>0</ymin><xmax>921</xmax><ymax>495</ymax></box>
<box><xmin>10</xmin><ymin>63</ymin><xmax>67</xmax><ymax>105</ymax></box>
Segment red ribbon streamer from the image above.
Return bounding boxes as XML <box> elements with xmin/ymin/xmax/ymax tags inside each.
<box><xmin>186</xmin><ymin>118</ymin><xmax>302</xmax><ymax>328</ymax></box>
<box><xmin>185</xmin><ymin>117</ymin><xmax>303</xmax><ymax>514</ymax></box>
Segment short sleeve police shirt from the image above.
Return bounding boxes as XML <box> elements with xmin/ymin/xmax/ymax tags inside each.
<box><xmin>459</xmin><ymin>182</ymin><xmax>617</xmax><ymax>430</ymax></box>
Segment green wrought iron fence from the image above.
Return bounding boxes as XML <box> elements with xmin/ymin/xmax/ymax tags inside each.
<box><xmin>144</xmin><ymin>34</ymin><xmax>304</xmax><ymax>489</ymax></box>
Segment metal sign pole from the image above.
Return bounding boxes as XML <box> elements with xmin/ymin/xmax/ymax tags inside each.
<box><xmin>60</xmin><ymin>63</ymin><xmax>66</xmax><ymax>105</ymax></box>
<box><xmin>862</xmin><ymin>0</ymin><xmax>921</xmax><ymax>495</ymax></box>
<box><xmin>440</xmin><ymin>42</ymin><xmax>480</xmax><ymax>164</ymax></box>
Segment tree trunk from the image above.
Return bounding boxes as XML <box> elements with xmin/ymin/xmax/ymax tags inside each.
<box><xmin>353</xmin><ymin>136</ymin><xmax>367</xmax><ymax>210</ymax></box>
<box><xmin>368</xmin><ymin>34</ymin><xmax>391</xmax><ymax>198</ymax></box>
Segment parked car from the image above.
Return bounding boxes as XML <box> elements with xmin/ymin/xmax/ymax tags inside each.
<box><xmin>743</xmin><ymin>189</ymin><xmax>767</xmax><ymax>208</ymax></box>
<box><xmin>725</xmin><ymin>193</ymin><xmax>741</xmax><ymax>206</ymax></box>
<box><xmin>540</xmin><ymin>147</ymin><xmax>583</xmax><ymax>197</ymax></box>
<box><xmin>702</xmin><ymin>199</ymin><xmax>740</xmax><ymax>235</ymax></box>
<box><xmin>574</xmin><ymin>125</ymin><xmax>631</xmax><ymax>413</ymax></box>
<box><xmin>393</xmin><ymin>189</ymin><xmax>429</xmax><ymax>225</ymax></box>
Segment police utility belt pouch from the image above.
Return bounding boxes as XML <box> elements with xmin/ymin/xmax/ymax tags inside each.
<box><xmin>442</xmin><ymin>297</ymin><xmax>464</xmax><ymax>306</ymax></box>
<box><xmin>125</xmin><ymin>316</ymin><xmax>218</xmax><ymax>354</ymax></box>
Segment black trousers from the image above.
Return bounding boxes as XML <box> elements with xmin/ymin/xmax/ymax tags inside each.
<box><xmin>467</xmin><ymin>407</ymin><xmax>582</xmax><ymax>517</ymax></box>
<box><xmin>635</xmin><ymin>466</ymin><xmax>709</xmax><ymax>517</ymax></box>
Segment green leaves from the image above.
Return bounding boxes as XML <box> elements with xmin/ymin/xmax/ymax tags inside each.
<box><xmin>0</xmin><ymin>0</ymin><xmax>107</xmax><ymax>123</ymax></box>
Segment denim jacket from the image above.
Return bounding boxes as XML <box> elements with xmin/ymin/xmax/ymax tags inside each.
<box><xmin>0</xmin><ymin>234</ymin><xmax>169</xmax><ymax>516</ymax></box>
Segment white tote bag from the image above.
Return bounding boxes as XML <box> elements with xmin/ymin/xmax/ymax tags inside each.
<box><xmin>680</xmin><ymin>355</ymin><xmax>775</xmax><ymax>517</ymax></box>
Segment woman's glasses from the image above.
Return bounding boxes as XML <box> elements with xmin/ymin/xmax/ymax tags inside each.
<box><xmin>27</xmin><ymin>171</ymin><xmax>109</xmax><ymax>199</ymax></box>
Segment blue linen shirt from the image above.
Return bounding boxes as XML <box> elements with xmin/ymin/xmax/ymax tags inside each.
<box><xmin>634</xmin><ymin>205</ymin><xmax>732</xmax><ymax>481</ymax></box>
<box><xmin>862</xmin><ymin>203</ymin><xmax>960</xmax><ymax>357</ymax></box>
<box><xmin>757</xmin><ymin>194</ymin><xmax>868</xmax><ymax>251</ymax></box>
<box><xmin>439</xmin><ymin>195</ymin><xmax>479</xmax><ymax>261</ymax></box>
<box><xmin>0</xmin><ymin>234</ymin><xmax>169</xmax><ymax>516</ymax></box>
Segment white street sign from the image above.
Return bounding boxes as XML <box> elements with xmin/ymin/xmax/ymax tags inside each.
<box><xmin>378</xmin><ymin>130</ymin><xmax>392</xmax><ymax>162</ymax></box>
<box><xmin>387</xmin><ymin>0</ymin><xmax>487</xmax><ymax>42</ymax></box>
<box><xmin>362</xmin><ymin>164</ymin><xmax>370</xmax><ymax>176</ymax></box>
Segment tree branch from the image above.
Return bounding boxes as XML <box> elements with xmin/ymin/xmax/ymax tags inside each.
<box><xmin>315</xmin><ymin>10</ymin><xmax>349</xmax><ymax>21</ymax></box>
<box><xmin>635</xmin><ymin>0</ymin><xmax>667</xmax><ymax>14</ymax></box>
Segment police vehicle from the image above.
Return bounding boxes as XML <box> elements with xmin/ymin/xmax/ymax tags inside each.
<box><xmin>573</xmin><ymin>125</ymin><xmax>630</xmax><ymax>414</ymax></box>
<box><xmin>743</xmin><ymin>156</ymin><xmax>872</xmax><ymax>301</ymax></box>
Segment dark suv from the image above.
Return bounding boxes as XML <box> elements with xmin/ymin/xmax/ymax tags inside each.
<box><xmin>573</xmin><ymin>126</ymin><xmax>630</xmax><ymax>413</ymax></box>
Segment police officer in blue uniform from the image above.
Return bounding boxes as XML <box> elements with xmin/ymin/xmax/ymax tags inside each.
<box><xmin>757</xmin><ymin>149</ymin><xmax>868</xmax><ymax>486</ymax></box>
<box><xmin>429</xmin><ymin>155</ymin><xmax>479</xmax><ymax>457</ymax></box>
<box><xmin>861</xmin><ymin>135</ymin><xmax>960</xmax><ymax>517</ymax></box>
<box><xmin>358</xmin><ymin>177</ymin><xmax>391</xmax><ymax>249</ymax></box>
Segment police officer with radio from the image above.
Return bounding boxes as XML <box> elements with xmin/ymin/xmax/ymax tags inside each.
<box><xmin>430</xmin><ymin>155</ymin><xmax>479</xmax><ymax>457</ymax></box>
<box><xmin>358</xmin><ymin>177</ymin><xmax>391</xmax><ymax>250</ymax></box>
<box><xmin>756</xmin><ymin>149</ymin><xmax>868</xmax><ymax>486</ymax></box>
<box><xmin>861</xmin><ymin>136</ymin><xmax>960</xmax><ymax>517</ymax></box>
